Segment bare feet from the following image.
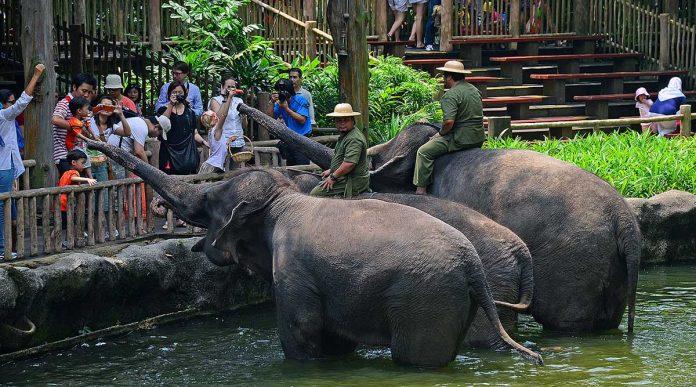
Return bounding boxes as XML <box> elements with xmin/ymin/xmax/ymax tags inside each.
<box><xmin>415</xmin><ymin>187</ymin><xmax>427</xmax><ymax>195</ymax></box>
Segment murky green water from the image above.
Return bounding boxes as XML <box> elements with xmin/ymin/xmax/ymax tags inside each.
<box><xmin>2</xmin><ymin>265</ymin><xmax>694</xmax><ymax>385</ymax></box>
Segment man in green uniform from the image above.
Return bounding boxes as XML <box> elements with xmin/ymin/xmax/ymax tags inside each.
<box><xmin>310</xmin><ymin>103</ymin><xmax>370</xmax><ymax>198</ymax></box>
<box><xmin>414</xmin><ymin>60</ymin><xmax>485</xmax><ymax>195</ymax></box>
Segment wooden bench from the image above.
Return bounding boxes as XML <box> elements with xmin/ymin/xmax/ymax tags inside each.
<box><xmin>367</xmin><ymin>39</ymin><xmax>415</xmax><ymax>57</ymax></box>
<box><xmin>574</xmin><ymin>90</ymin><xmax>696</xmax><ymax>118</ymax></box>
<box><xmin>490</xmin><ymin>53</ymin><xmax>643</xmax><ymax>85</ymax></box>
<box><xmin>483</xmin><ymin>95</ymin><xmax>546</xmax><ymax>119</ymax></box>
<box><xmin>531</xmin><ymin>70</ymin><xmax>689</xmax><ymax>104</ymax></box>
<box><xmin>451</xmin><ymin>34</ymin><xmax>607</xmax><ymax>66</ymax></box>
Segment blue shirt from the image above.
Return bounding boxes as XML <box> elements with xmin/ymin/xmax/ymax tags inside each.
<box><xmin>649</xmin><ymin>96</ymin><xmax>686</xmax><ymax>115</ymax></box>
<box><xmin>155</xmin><ymin>81</ymin><xmax>204</xmax><ymax>116</ymax></box>
<box><xmin>274</xmin><ymin>94</ymin><xmax>312</xmax><ymax>136</ymax></box>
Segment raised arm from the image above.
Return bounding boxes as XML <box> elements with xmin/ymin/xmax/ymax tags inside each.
<box><xmin>0</xmin><ymin>64</ymin><xmax>45</xmax><ymax>121</ymax></box>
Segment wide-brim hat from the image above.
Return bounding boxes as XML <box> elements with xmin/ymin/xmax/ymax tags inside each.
<box><xmin>327</xmin><ymin>103</ymin><xmax>361</xmax><ymax>117</ymax></box>
<box><xmin>634</xmin><ymin>87</ymin><xmax>650</xmax><ymax>101</ymax></box>
<box><xmin>153</xmin><ymin>115</ymin><xmax>172</xmax><ymax>140</ymax></box>
<box><xmin>436</xmin><ymin>60</ymin><xmax>471</xmax><ymax>75</ymax></box>
<box><xmin>104</xmin><ymin>74</ymin><xmax>124</xmax><ymax>89</ymax></box>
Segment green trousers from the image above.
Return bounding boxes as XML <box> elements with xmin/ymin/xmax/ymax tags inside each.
<box><xmin>413</xmin><ymin>137</ymin><xmax>483</xmax><ymax>187</ymax></box>
<box><xmin>309</xmin><ymin>175</ymin><xmax>369</xmax><ymax>198</ymax></box>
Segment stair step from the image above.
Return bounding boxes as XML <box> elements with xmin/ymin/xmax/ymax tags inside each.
<box><xmin>487</xmin><ymin>84</ymin><xmax>543</xmax><ymax>97</ymax></box>
<box><xmin>528</xmin><ymin>103</ymin><xmax>585</xmax><ymax>117</ymax></box>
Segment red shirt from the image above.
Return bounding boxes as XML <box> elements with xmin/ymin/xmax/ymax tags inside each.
<box><xmin>59</xmin><ymin>170</ymin><xmax>80</xmax><ymax>211</ymax></box>
<box><xmin>67</xmin><ymin>117</ymin><xmax>87</xmax><ymax>151</ymax></box>
<box><xmin>119</xmin><ymin>96</ymin><xmax>138</xmax><ymax>114</ymax></box>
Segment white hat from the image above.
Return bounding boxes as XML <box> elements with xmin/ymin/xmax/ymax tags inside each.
<box><xmin>326</xmin><ymin>103</ymin><xmax>361</xmax><ymax>117</ymax></box>
<box><xmin>634</xmin><ymin>87</ymin><xmax>650</xmax><ymax>101</ymax></box>
<box><xmin>436</xmin><ymin>60</ymin><xmax>471</xmax><ymax>75</ymax></box>
<box><xmin>104</xmin><ymin>74</ymin><xmax>124</xmax><ymax>90</ymax></box>
<box><xmin>156</xmin><ymin>115</ymin><xmax>172</xmax><ymax>140</ymax></box>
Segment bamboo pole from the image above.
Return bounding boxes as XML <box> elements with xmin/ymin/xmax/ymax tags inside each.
<box><xmin>441</xmin><ymin>0</ymin><xmax>453</xmax><ymax>52</ymax></box>
<box><xmin>659</xmin><ymin>13</ymin><xmax>670</xmax><ymax>70</ymax></box>
<box><xmin>16</xmin><ymin>197</ymin><xmax>24</xmax><ymax>258</ymax></box>
<box><xmin>510</xmin><ymin>111</ymin><xmax>694</xmax><ymax>130</ymax></box>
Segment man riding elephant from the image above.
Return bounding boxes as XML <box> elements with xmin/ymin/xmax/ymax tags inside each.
<box><xmin>414</xmin><ymin>60</ymin><xmax>485</xmax><ymax>195</ymax></box>
<box><xmin>310</xmin><ymin>103</ymin><xmax>370</xmax><ymax>198</ymax></box>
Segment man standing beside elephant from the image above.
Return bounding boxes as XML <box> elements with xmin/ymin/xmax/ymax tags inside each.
<box><xmin>310</xmin><ymin>104</ymin><xmax>370</xmax><ymax>198</ymax></box>
<box><xmin>414</xmin><ymin>60</ymin><xmax>485</xmax><ymax>195</ymax></box>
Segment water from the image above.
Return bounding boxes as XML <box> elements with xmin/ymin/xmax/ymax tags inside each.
<box><xmin>2</xmin><ymin>265</ymin><xmax>695</xmax><ymax>385</ymax></box>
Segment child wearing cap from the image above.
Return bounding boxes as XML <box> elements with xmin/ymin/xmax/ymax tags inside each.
<box><xmin>634</xmin><ymin>87</ymin><xmax>654</xmax><ymax>133</ymax></box>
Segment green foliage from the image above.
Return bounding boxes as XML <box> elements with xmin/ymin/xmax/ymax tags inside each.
<box><xmin>163</xmin><ymin>0</ymin><xmax>284</xmax><ymax>90</ymax></box>
<box><xmin>485</xmin><ymin>131</ymin><xmax>696</xmax><ymax>197</ymax></box>
<box><xmin>303</xmin><ymin>56</ymin><xmax>442</xmax><ymax>145</ymax></box>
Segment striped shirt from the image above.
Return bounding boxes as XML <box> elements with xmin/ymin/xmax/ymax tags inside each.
<box><xmin>52</xmin><ymin>93</ymin><xmax>73</xmax><ymax>163</ymax></box>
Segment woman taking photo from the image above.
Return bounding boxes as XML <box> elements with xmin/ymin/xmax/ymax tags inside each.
<box><xmin>89</xmin><ymin>95</ymin><xmax>132</xmax><ymax>182</ymax></box>
<box><xmin>200</xmin><ymin>75</ymin><xmax>245</xmax><ymax>173</ymax></box>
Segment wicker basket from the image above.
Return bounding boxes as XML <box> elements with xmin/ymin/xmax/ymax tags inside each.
<box><xmin>228</xmin><ymin>135</ymin><xmax>254</xmax><ymax>164</ymax></box>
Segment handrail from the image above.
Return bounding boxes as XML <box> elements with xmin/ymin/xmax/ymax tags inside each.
<box><xmin>250</xmin><ymin>0</ymin><xmax>333</xmax><ymax>41</ymax></box>
<box><xmin>510</xmin><ymin>113</ymin><xmax>688</xmax><ymax>130</ymax></box>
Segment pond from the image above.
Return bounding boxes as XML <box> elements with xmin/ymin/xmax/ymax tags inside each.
<box><xmin>1</xmin><ymin>264</ymin><xmax>694</xmax><ymax>385</ymax></box>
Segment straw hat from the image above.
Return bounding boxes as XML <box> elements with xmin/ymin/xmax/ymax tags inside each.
<box><xmin>104</xmin><ymin>74</ymin><xmax>124</xmax><ymax>90</ymax></box>
<box><xmin>326</xmin><ymin>103</ymin><xmax>361</xmax><ymax>117</ymax></box>
<box><xmin>436</xmin><ymin>60</ymin><xmax>471</xmax><ymax>75</ymax></box>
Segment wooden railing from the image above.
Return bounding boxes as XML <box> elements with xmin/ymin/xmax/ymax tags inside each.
<box><xmin>589</xmin><ymin>0</ymin><xmax>696</xmax><ymax>86</ymax></box>
<box><xmin>487</xmin><ymin>104</ymin><xmax>694</xmax><ymax>137</ymax></box>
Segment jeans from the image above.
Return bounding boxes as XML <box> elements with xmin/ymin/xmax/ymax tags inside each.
<box><xmin>0</xmin><ymin>165</ymin><xmax>15</xmax><ymax>251</ymax></box>
<box><xmin>424</xmin><ymin>0</ymin><xmax>439</xmax><ymax>46</ymax></box>
<box><xmin>92</xmin><ymin>163</ymin><xmax>109</xmax><ymax>211</ymax></box>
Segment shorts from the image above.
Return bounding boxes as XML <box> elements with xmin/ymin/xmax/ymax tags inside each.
<box><xmin>389</xmin><ymin>0</ymin><xmax>409</xmax><ymax>12</ymax></box>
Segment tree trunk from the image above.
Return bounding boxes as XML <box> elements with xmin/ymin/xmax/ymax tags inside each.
<box><xmin>149</xmin><ymin>0</ymin><xmax>162</xmax><ymax>51</ymax></box>
<box><xmin>327</xmin><ymin>0</ymin><xmax>370</xmax><ymax>141</ymax></box>
<box><xmin>21</xmin><ymin>0</ymin><xmax>57</xmax><ymax>188</ymax></box>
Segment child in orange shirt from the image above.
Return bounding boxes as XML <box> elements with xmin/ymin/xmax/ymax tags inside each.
<box><xmin>58</xmin><ymin>149</ymin><xmax>97</xmax><ymax>229</ymax></box>
<box><xmin>67</xmin><ymin>96</ymin><xmax>97</xmax><ymax>178</ymax></box>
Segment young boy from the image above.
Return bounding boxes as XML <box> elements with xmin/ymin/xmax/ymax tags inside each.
<box><xmin>58</xmin><ymin>149</ymin><xmax>97</xmax><ymax>230</ymax></box>
<box><xmin>67</xmin><ymin>96</ymin><xmax>97</xmax><ymax>178</ymax></box>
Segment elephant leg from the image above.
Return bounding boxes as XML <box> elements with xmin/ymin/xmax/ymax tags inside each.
<box><xmin>389</xmin><ymin>311</ymin><xmax>462</xmax><ymax>367</ymax></box>
<box><xmin>275</xmin><ymin>290</ymin><xmax>324</xmax><ymax>360</ymax></box>
<box><xmin>321</xmin><ymin>330</ymin><xmax>358</xmax><ymax>357</ymax></box>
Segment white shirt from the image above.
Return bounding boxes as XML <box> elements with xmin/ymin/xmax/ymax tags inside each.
<box><xmin>107</xmin><ymin>117</ymin><xmax>149</xmax><ymax>153</ymax></box>
<box><xmin>0</xmin><ymin>91</ymin><xmax>29</xmax><ymax>178</ymax></box>
<box><xmin>205</xmin><ymin>96</ymin><xmax>244</xmax><ymax>169</ymax></box>
<box><xmin>89</xmin><ymin>117</ymin><xmax>114</xmax><ymax>141</ymax></box>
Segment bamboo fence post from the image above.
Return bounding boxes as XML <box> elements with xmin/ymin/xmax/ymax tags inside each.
<box><xmin>118</xmin><ymin>186</ymin><xmax>126</xmax><ymax>239</ymax></box>
<box><xmin>97</xmin><ymin>189</ymin><xmax>105</xmax><ymax>244</ymax></box>
<box><xmin>30</xmin><ymin>196</ymin><xmax>38</xmax><ymax>256</ymax></box>
<box><xmin>4</xmin><ymin>198</ymin><xmax>12</xmax><ymax>259</ymax></box>
<box><xmin>441</xmin><ymin>0</ymin><xmax>453</xmax><ymax>52</ymax></box>
<box><xmin>679</xmin><ymin>105</ymin><xmax>692</xmax><ymax>136</ymax></box>
<box><xmin>87</xmin><ymin>191</ymin><xmax>95</xmax><ymax>246</ymax></box>
<box><xmin>76</xmin><ymin>192</ymin><xmax>85</xmax><ymax>247</ymax></box>
<box><xmin>305</xmin><ymin>21</ymin><xmax>317</xmax><ymax>59</ymax></box>
<box><xmin>127</xmin><ymin>184</ymin><xmax>135</xmax><ymax>238</ymax></box>
<box><xmin>42</xmin><ymin>195</ymin><xmax>51</xmax><ymax>254</ymax></box>
<box><xmin>136</xmin><ymin>184</ymin><xmax>144</xmax><ymax>235</ymax></box>
<box><xmin>16</xmin><ymin>197</ymin><xmax>24</xmax><ymax>258</ymax></box>
<box><xmin>109</xmin><ymin>187</ymin><xmax>116</xmax><ymax>240</ymax></box>
<box><xmin>66</xmin><ymin>192</ymin><xmax>75</xmax><ymax>250</ymax></box>
<box><xmin>53</xmin><ymin>195</ymin><xmax>62</xmax><ymax>252</ymax></box>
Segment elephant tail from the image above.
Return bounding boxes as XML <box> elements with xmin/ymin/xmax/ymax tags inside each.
<box><xmin>464</xmin><ymin>255</ymin><xmax>543</xmax><ymax>365</ymax></box>
<box><xmin>494</xmin><ymin>242</ymin><xmax>534</xmax><ymax>314</ymax></box>
<box><xmin>616</xmin><ymin>205</ymin><xmax>642</xmax><ymax>334</ymax></box>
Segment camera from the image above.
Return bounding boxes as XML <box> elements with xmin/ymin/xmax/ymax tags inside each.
<box><xmin>277</xmin><ymin>90</ymin><xmax>292</xmax><ymax>103</ymax></box>
<box><xmin>175</xmin><ymin>94</ymin><xmax>186</xmax><ymax>104</ymax></box>
<box><xmin>274</xmin><ymin>79</ymin><xmax>295</xmax><ymax>104</ymax></box>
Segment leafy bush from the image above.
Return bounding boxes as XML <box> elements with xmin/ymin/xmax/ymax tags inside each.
<box><xmin>485</xmin><ymin>131</ymin><xmax>696</xmax><ymax>197</ymax></box>
<box><xmin>303</xmin><ymin>56</ymin><xmax>442</xmax><ymax>145</ymax></box>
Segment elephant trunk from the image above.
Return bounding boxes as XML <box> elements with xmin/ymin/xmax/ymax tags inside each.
<box><xmin>238</xmin><ymin>103</ymin><xmax>334</xmax><ymax>169</ymax></box>
<box><xmin>494</xmin><ymin>244</ymin><xmax>534</xmax><ymax>313</ymax></box>
<box><xmin>465</xmin><ymin>257</ymin><xmax>544</xmax><ymax>365</ymax></box>
<box><xmin>83</xmin><ymin>138</ymin><xmax>208</xmax><ymax>227</ymax></box>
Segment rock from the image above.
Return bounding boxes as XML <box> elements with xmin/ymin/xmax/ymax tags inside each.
<box><xmin>0</xmin><ymin>238</ymin><xmax>270</xmax><ymax>353</ymax></box>
<box><xmin>627</xmin><ymin>190</ymin><xmax>696</xmax><ymax>264</ymax></box>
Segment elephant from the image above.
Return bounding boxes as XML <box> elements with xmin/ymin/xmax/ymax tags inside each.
<box><xmin>287</xmin><ymin>171</ymin><xmax>534</xmax><ymax>348</ymax></box>
<box><xmin>237</xmin><ymin>102</ymin><xmax>642</xmax><ymax>334</ymax></box>
<box><xmin>85</xmin><ymin>138</ymin><xmax>543</xmax><ymax>368</ymax></box>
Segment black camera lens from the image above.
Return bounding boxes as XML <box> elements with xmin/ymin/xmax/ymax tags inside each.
<box><xmin>176</xmin><ymin>95</ymin><xmax>186</xmax><ymax>103</ymax></box>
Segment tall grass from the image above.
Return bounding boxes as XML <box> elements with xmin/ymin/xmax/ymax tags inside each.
<box><xmin>485</xmin><ymin>131</ymin><xmax>696</xmax><ymax>198</ymax></box>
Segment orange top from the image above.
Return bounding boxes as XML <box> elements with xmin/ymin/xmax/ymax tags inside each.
<box><xmin>59</xmin><ymin>169</ymin><xmax>80</xmax><ymax>212</ymax></box>
<box><xmin>67</xmin><ymin>117</ymin><xmax>87</xmax><ymax>151</ymax></box>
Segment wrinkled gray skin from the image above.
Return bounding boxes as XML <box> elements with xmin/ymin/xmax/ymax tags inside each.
<box><xmin>85</xmin><ymin>138</ymin><xmax>543</xmax><ymax>367</ymax></box>
<box><xmin>239</xmin><ymin>103</ymin><xmax>642</xmax><ymax>333</ymax></box>
<box><xmin>291</xmin><ymin>172</ymin><xmax>533</xmax><ymax>349</ymax></box>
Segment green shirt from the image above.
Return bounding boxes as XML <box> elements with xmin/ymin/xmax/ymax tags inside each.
<box><xmin>330</xmin><ymin>127</ymin><xmax>370</xmax><ymax>195</ymax></box>
<box><xmin>441</xmin><ymin>81</ymin><xmax>485</xmax><ymax>150</ymax></box>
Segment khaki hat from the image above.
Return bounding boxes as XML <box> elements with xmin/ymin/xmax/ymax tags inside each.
<box><xmin>104</xmin><ymin>74</ymin><xmax>124</xmax><ymax>89</ymax></box>
<box><xmin>149</xmin><ymin>115</ymin><xmax>172</xmax><ymax>140</ymax></box>
<box><xmin>436</xmin><ymin>60</ymin><xmax>471</xmax><ymax>75</ymax></box>
<box><xmin>326</xmin><ymin>103</ymin><xmax>361</xmax><ymax>117</ymax></box>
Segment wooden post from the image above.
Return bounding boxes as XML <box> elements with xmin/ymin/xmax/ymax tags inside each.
<box><xmin>304</xmin><ymin>0</ymin><xmax>316</xmax><ymax>21</ymax></box>
<box><xmin>149</xmin><ymin>0</ymin><xmax>162</xmax><ymax>52</ymax></box>
<box><xmin>305</xmin><ymin>21</ymin><xmax>317</xmax><ymax>59</ymax></box>
<box><xmin>487</xmin><ymin>116</ymin><xmax>512</xmax><ymax>138</ymax></box>
<box><xmin>73</xmin><ymin>0</ymin><xmax>86</xmax><ymax>26</ymax></box>
<box><xmin>21</xmin><ymin>0</ymin><xmax>56</xmax><ymax>188</ymax></box>
<box><xmin>69</xmin><ymin>24</ymin><xmax>84</xmax><ymax>76</ymax></box>
<box><xmin>662</xmin><ymin>0</ymin><xmax>678</xmax><ymax>17</ymax></box>
<box><xmin>375</xmin><ymin>0</ymin><xmax>388</xmax><ymax>41</ymax></box>
<box><xmin>256</xmin><ymin>92</ymin><xmax>272</xmax><ymax>141</ymax></box>
<box><xmin>659</xmin><ymin>13</ymin><xmax>670</xmax><ymax>70</ymax></box>
<box><xmin>573</xmin><ymin>0</ymin><xmax>590</xmax><ymax>35</ymax></box>
<box><xmin>680</xmin><ymin>104</ymin><xmax>692</xmax><ymax>136</ymax></box>
<box><xmin>510</xmin><ymin>0</ymin><xmax>521</xmax><ymax>39</ymax></box>
<box><xmin>327</xmin><ymin>0</ymin><xmax>370</xmax><ymax>139</ymax></box>
<box><xmin>440</xmin><ymin>0</ymin><xmax>453</xmax><ymax>52</ymax></box>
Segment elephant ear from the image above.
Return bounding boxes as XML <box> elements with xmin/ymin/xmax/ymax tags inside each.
<box><xmin>369</xmin><ymin>154</ymin><xmax>414</xmax><ymax>191</ymax></box>
<box><xmin>211</xmin><ymin>195</ymin><xmax>277</xmax><ymax>255</ymax></box>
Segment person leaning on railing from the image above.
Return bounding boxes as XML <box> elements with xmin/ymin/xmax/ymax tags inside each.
<box><xmin>0</xmin><ymin>63</ymin><xmax>45</xmax><ymax>260</ymax></box>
